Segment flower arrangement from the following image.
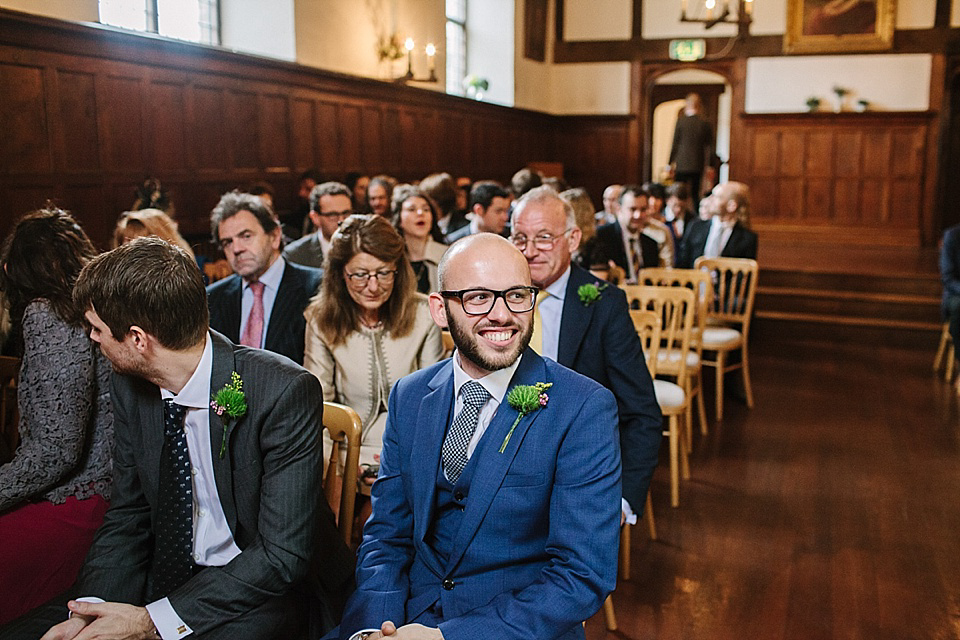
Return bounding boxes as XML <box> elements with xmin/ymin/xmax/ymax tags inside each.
<box><xmin>805</xmin><ymin>96</ymin><xmax>821</xmax><ymax>112</ymax></box>
<box><xmin>377</xmin><ymin>33</ymin><xmax>405</xmax><ymax>62</ymax></box>
<box><xmin>211</xmin><ymin>372</ymin><xmax>247</xmax><ymax>459</ymax></box>
<box><xmin>500</xmin><ymin>382</ymin><xmax>552</xmax><ymax>453</ymax></box>
<box><xmin>577</xmin><ymin>282</ymin><xmax>608</xmax><ymax>306</ymax></box>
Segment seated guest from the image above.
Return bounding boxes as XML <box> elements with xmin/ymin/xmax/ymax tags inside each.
<box><xmin>286</xmin><ymin>168</ymin><xmax>323</xmax><ymax>239</ymax></box>
<box><xmin>593</xmin><ymin>185</ymin><xmax>661</xmax><ymax>283</ymax></box>
<box><xmin>345</xmin><ymin>172</ymin><xmax>370</xmax><ymax>214</ymax></box>
<box><xmin>510</xmin><ymin>167</ymin><xmax>543</xmax><ymax>200</ymax></box>
<box><xmin>367</xmin><ymin>175</ymin><xmax>397</xmax><ymax>218</ymax></box>
<box><xmin>445</xmin><ymin>181</ymin><xmax>510</xmax><ymax>243</ymax></box>
<box><xmin>304</xmin><ymin>214</ymin><xmax>443</xmax><ymax>481</ymax></box>
<box><xmin>335</xmin><ymin>233</ymin><xmax>621</xmax><ymax>640</ymax></box>
<box><xmin>679</xmin><ymin>181</ymin><xmax>758</xmax><ymax>269</ymax></box>
<box><xmin>595</xmin><ymin>184</ymin><xmax>622</xmax><ymax>227</ymax></box>
<box><xmin>391</xmin><ymin>185</ymin><xmax>449</xmax><ymax>294</ymax></box>
<box><xmin>640</xmin><ymin>182</ymin><xmax>675</xmax><ymax>267</ymax></box>
<box><xmin>206</xmin><ymin>190</ymin><xmax>321</xmax><ymax>365</ymax></box>
<box><xmin>247</xmin><ymin>181</ymin><xmax>276</xmax><ymax>211</ymax></box>
<box><xmin>10</xmin><ymin>237</ymin><xmax>352</xmax><ymax>640</ymax></box>
<box><xmin>664</xmin><ymin>182</ymin><xmax>695</xmax><ymax>248</ymax></box>
<box><xmin>421</xmin><ymin>172</ymin><xmax>468</xmax><ymax>238</ymax></box>
<box><xmin>0</xmin><ymin>208</ymin><xmax>114</xmax><ymax>626</ymax></box>
<box><xmin>454</xmin><ymin>176</ymin><xmax>472</xmax><ymax>214</ymax></box>
<box><xmin>284</xmin><ymin>181</ymin><xmax>354</xmax><ymax>270</ymax></box>
<box><xmin>558</xmin><ymin>187</ymin><xmax>600</xmax><ymax>270</ymax></box>
<box><xmin>112</xmin><ymin>208</ymin><xmax>196</xmax><ymax>261</ymax></box>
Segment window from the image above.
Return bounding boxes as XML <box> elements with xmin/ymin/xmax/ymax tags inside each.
<box><xmin>100</xmin><ymin>0</ymin><xmax>220</xmax><ymax>46</ymax></box>
<box><xmin>446</xmin><ymin>0</ymin><xmax>467</xmax><ymax>96</ymax></box>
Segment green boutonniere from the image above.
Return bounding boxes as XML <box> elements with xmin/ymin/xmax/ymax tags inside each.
<box><xmin>577</xmin><ymin>282</ymin><xmax>608</xmax><ymax>306</ymax></box>
<box><xmin>499</xmin><ymin>382</ymin><xmax>553</xmax><ymax>453</ymax></box>
<box><xmin>210</xmin><ymin>372</ymin><xmax>247</xmax><ymax>459</ymax></box>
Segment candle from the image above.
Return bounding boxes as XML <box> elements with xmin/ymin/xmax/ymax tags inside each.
<box><xmin>425</xmin><ymin>42</ymin><xmax>436</xmax><ymax>73</ymax></box>
<box><xmin>705</xmin><ymin>0</ymin><xmax>715</xmax><ymax>18</ymax></box>
<box><xmin>744</xmin><ymin>0</ymin><xmax>753</xmax><ymax>16</ymax></box>
<box><xmin>681</xmin><ymin>0</ymin><xmax>688</xmax><ymax>16</ymax></box>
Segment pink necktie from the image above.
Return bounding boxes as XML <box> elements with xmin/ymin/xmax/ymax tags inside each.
<box><xmin>240</xmin><ymin>281</ymin><xmax>265</xmax><ymax>348</ymax></box>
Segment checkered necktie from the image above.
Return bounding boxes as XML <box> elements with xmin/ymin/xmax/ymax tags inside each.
<box><xmin>151</xmin><ymin>400</ymin><xmax>194</xmax><ymax>600</ymax></box>
<box><xmin>441</xmin><ymin>381</ymin><xmax>490</xmax><ymax>483</ymax></box>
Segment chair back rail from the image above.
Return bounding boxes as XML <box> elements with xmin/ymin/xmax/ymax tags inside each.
<box><xmin>322</xmin><ymin>401</ymin><xmax>362</xmax><ymax>544</ymax></box>
<box><xmin>693</xmin><ymin>257</ymin><xmax>759</xmax><ymax>331</ymax></box>
<box><xmin>621</xmin><ymin>285</ymin><xmax>694</xmax><ymax>389</ymax></box>
<box><xmin>630</xmin><ymin>310</ymin><xmax>662</xmax><ymax>378</ymax></box>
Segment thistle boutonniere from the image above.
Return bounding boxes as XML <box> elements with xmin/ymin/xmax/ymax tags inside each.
<box><xmin>211</xmin><ymin>372</ymin><xmax>247</xmax><ymax>459</ymax></box>
<box><xmin>577</xmin><ymin>282</ymin><xmax>608</xmax><ymax>307</ymax></box>
<box><xmin>499</xmin><ymin>382</ymin><xmax>553</xmax><ymax>453</ymax></box>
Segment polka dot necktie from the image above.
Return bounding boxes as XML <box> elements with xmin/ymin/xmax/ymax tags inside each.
<box><xmin>441</xmin><ymin>381</ymin><xmax>490</xmax><ymax>484</ymax></box>
<box><xmin>151</xmin><ymin>399</ymin><xmax>194</xmax><ymax>601</ymax></box>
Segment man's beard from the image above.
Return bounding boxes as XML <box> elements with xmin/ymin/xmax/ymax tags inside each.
<box><xmin>445</xmin><ymin>302</ymin><xmax>533</xmax><ymax>372</ymax></box>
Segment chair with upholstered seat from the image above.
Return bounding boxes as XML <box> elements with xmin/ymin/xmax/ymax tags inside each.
<box><xmin>0</xmin><ymin>356</ymin><xmax>20</xmax><ymax>465</ymax></box>
<box><xmin>622</xmin><ymin>286</ymin><xmax>694</xmax><ymax>507</ymax></box>
<box><xmin>322</xmin><ymin>401</ymin><xmax>363</xmax><ymax>545</ymax></box>
<box><xmin>693</xmin><ymin>257</ymin><xmax>758</xmax><ymax>422</ymax></box>
<box><xmin>639</xmin><ymin>267</ymin><xmax>712</xmax><ymax>445</ymax></box>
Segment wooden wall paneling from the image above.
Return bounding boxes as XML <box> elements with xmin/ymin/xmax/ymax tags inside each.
<box><xmin>56</xmin><ymin>69</ymin><xmax>100</xmax><ymax>173</ymax></box>
<box><xmin>751</xmin><ymin>130</ymin><xmax>779</xmax><ymax>177</ymax></box>
<box><xmin>833</xmin><ymin>179</ymin><xmax>861</xmax><ymax>224</ymax></box>
<box><xmin>360</xmin><ymin>106</ymin><xmax>384</xmax><ymax>173</ymax></box>
<box><xmin>1</xmin><ymin>63</ymin><xmax>52</xmax><ymax>173</ymax></box>
<box><xmin>63</xmin><ymin>183</ymin><xmax>109</xmax><ymax>243</ymax></box>
<box><xmin>337</xmin><ymin>104</ymin><xmax>362</xmax><ymax>172</ymax></box>
<box><xmin>148</xmin><ymin>80</ymin><xmax>187</xmax><ymax>174</ymax></box>
<box><xmin>259</xmin><ymin>93</ymin><xmax>291</xmax><ymax>172</ymax></box>
<box><xmin>225</xmin><ymin>90</ymin><xmax>259</xmax><ymax>170</ymax></box>
<box><xmin>290</xmin><ymin>96</ymin><xmax>316</xmax><ymax>172</ymax></box>
<box><xmin>751</xmin><ymin>181</ymin><xmax>778</xmax><ymax>220</ymax></box>
<box><xmin>382</xmin><ymin>107</ymin><xmax>402</xmax><ymax>176</ymax></box>
<box><xmin>316</xmin><ymin>100</ymin><xmax>342</xmax><ymax>172</ymax></box>
<box><xmin>190</xmin><ymin>85</ymin><xmax>226</xmax><ymax>172</ymax></box>
<box><xmin>860</xmin><ymin>179</ymin><xmax>889</xmax><ymax>224</ymax></box>
<box><xmin>890</xmin><ymin>179</ymin><xmax>922</xmax><ymax>227</ymax></box>
<box><xmin>99</xmin><ymin>74</ymin><xmax>145</xmax><ymax>173</ymax></box>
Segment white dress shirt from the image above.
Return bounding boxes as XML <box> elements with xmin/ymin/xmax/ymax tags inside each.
<box><xmin>451</xmin><ymin>351</ymin><xmax>523</xmax><ymax>458</ymax></box>
<box><xmin>238</xmin><ymin>256</ymin><xmax>285</xmax><ymax>348</ymax></box>
<box><xmin>147</xmin><ymin>334</ymin><xmax>242</xmax><ymax>639</ymax></box>
<box><xmin>535</xmin><ymin>266</ymin><xmax>570</xmax><ymax>362</ymax></box>
<box><xmin>703</xmin><ymin>216</ymin><xmax>735</xmax><ymax>259</ymax></box>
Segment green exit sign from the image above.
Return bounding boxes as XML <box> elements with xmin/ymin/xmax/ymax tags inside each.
<box><xmin>669</xmin><ymin>39</ymin><xmax>706</xmax><ymax>61</ymax></box>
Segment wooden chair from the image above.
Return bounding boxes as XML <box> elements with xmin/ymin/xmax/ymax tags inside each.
<box><xmin>202</xmin><ymin>259</ymin><xmax>233</xmax><ymax>284</ymax></box>
<box><xmin>322</xmin><ymin>402</ymin><xmax>362</xmax><ymax>545</ymax></box>
<box><xmin>622</xmin><ymin>286</ymin><xmax>694</xmax><ymax>507</ymax></box>
<box><xmin>694</xmin><ymin>257</ymin><xmax>758</xmax><ymax>422</ymax></box>
<box><xmin>628</xmin><ymin>310</ymin><xmax>660</xmax><ymax>541</ymax></box>
<box><xmin>934</xmin><ymin>322</ymin><xmax>957</xmax><ymax>382</ymax></box>
<box><xmin>0</xmin><ymin>356</ymin><xmax>20</xmax><ymax>464</ymax></box>
<box><xmin>640</xmin><ymin>267</ymin><xmax>712</xmax><ymax>444</ymax></box>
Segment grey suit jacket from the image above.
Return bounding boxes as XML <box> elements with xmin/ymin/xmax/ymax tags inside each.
<box><xmin>75</xmin><ymin>331</ymin><xmax>353</xmax><ymax>636</ymax></box>
<box><xmin>283</xmin><ymin>232</ymin><xmax>327</xmax><ymax>270</ymax></box>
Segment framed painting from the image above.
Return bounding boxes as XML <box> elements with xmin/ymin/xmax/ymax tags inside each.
<box><xmin>784</xmin><ymin>0</ymin><xmax>896</xmax><ymax>53</ymax></box>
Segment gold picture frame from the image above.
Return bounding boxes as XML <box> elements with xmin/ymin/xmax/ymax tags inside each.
<box><xmin>784</xmin><ymin>0</ymin><xmax>896</xmax><ymax>54</ymax></box>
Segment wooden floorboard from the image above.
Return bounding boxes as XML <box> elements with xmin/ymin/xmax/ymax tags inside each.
<box><xmin>587</xmin><ymin>335</ymin><xmax>960</xmax><ymax>640</ymax></box>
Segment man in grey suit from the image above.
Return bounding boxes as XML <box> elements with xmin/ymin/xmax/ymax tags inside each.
<box><xmin>31</xmin><ymin>238</ymin><xmax>352</xmax><ymax>640</ymax></box>
<box><xmin>284</xmin><ymin>182</ymin><xmax>354</xmax><ymax>270</ymax></box>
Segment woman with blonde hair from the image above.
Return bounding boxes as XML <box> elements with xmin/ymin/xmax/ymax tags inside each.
<box><xmin>112</xmin><ymin>208</ymin><xmax>195</xmax><ymax>260</ymax></box>
<box><xmin>304</xmin><ymin>214</ymin><xmax>443</xmax><ymax>485</ymax></box>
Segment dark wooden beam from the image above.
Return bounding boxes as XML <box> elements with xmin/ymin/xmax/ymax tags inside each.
<box><xmin>935</xmin><ymin>0</ymin><xmax>951</xmax><ymax>29</ymax></box>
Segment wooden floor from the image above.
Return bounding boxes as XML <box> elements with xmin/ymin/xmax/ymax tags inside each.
<box><xmin>587</xmin><ymin>331</ymin><xmax>960</xmax><ymax>640</ymax></box>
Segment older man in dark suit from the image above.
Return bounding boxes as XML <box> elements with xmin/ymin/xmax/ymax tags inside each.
<box><xmin>678</xmin><ymin>181</ymin><xmax>758</xmax><ymax>269</ymax></box>
<box><xmin>206</xmin><ymin>191</ymin><xmax>322</xmax><ymax>365</ymax></box>
<box><xmin>511</xmin><ymin>185</ymin><xmax>662</xmax><ymax>523</ymax></box>
<box><xmin>18</xmin><ymin>238</ymin><xmax>352</xmax><ymax>640</ymax></box>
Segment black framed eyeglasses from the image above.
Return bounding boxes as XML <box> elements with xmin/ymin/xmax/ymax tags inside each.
<box><xmin>440</xmin><ymin>286</ymin><xmax>539</xmax><ymax>316</ymax></box>
<box><xmin>510</xmin><ymin>228</ymin><xmax>573</xmax><ymax>251</ymax></box>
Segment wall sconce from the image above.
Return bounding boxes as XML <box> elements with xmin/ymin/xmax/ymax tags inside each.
<box><xmin>681</xmin><ymin>0</ymin><xmax>753</xmax><ymax>37</ymax></box>
<box><xmin>397</xmin><ymin>37</ymin><xmax>438</xmax><ymax>84</ymax></box>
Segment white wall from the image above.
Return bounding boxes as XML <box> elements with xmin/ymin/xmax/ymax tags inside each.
<box><xmin>551</xmin><ymin>62</ymin><xmax>631</xmax><ymax>113</ymax></box>
<box><xmin>467</xmin><ymin>0</ymin><xmax>515</xmax><ymax>106</ymax></box>
<box><xmin>0</xmin><ymin>0</ymin><xmax>98</xmax><ymax>22</ymax></box>
<box><xmin>222</xmin><ymin>0</ymin><xmax>295</xmax><ymax>61</ymax></box>
<box><xmin>745</xmin><ymin>54</ymin><xmax>932</xmax><ymax>112</ymax></box>
<box><xmin>514</xmin><ymin>0</ymin><xmax>554</xmax><ymax>112</ymax></box>
<box><xmin>643</xmin><ymin>0</ymin><xmax>786</xmax><ymax>39</ymax></box>
<box><xmin>953</xmin><ymin>0</ymin><xmax>960</xmax><ymax>27</ymax></box>
<box><xmin>563</xmin><ymin>0</ymin><xmax>631</xmax><ymax>41</ymax></box>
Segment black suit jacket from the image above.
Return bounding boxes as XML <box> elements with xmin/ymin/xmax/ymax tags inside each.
<box><xmin>206</xmin><ymin>260</ymin><xmax>322</xmax><ymax>365</ymax></box>
<box><xmin>75</xmin><ymin>331</ymin><xmax>354</xmax><ymax>636</ymax></box>
<box><xmin>556</xmin><ymin>266</ymin><xmax>663</xmax><ymax>509</ymax></box>
<box><xmin>678</xmin><ymin>218</ymin><xmax>759</xmax><ymax>269</ymax></box>
<box><xmin>592</xmin><ymin>222</ymin><xmax>659</xmax><ymax>276</ymax></box>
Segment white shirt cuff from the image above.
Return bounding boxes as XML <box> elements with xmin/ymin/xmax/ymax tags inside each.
<box><xmin>146</xmin><ymin>598</ymin><xmax>193</xmax><ymax>639</ymax></box>
<box><xmin>621</xmin><ymin>497</ymin><xmax>638</xmax><ymax>525</ymax></box>
<box><xmin>349</xmin><ymin>629</ymin><xmax>380</xmax><ymax>640</ymax></box>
